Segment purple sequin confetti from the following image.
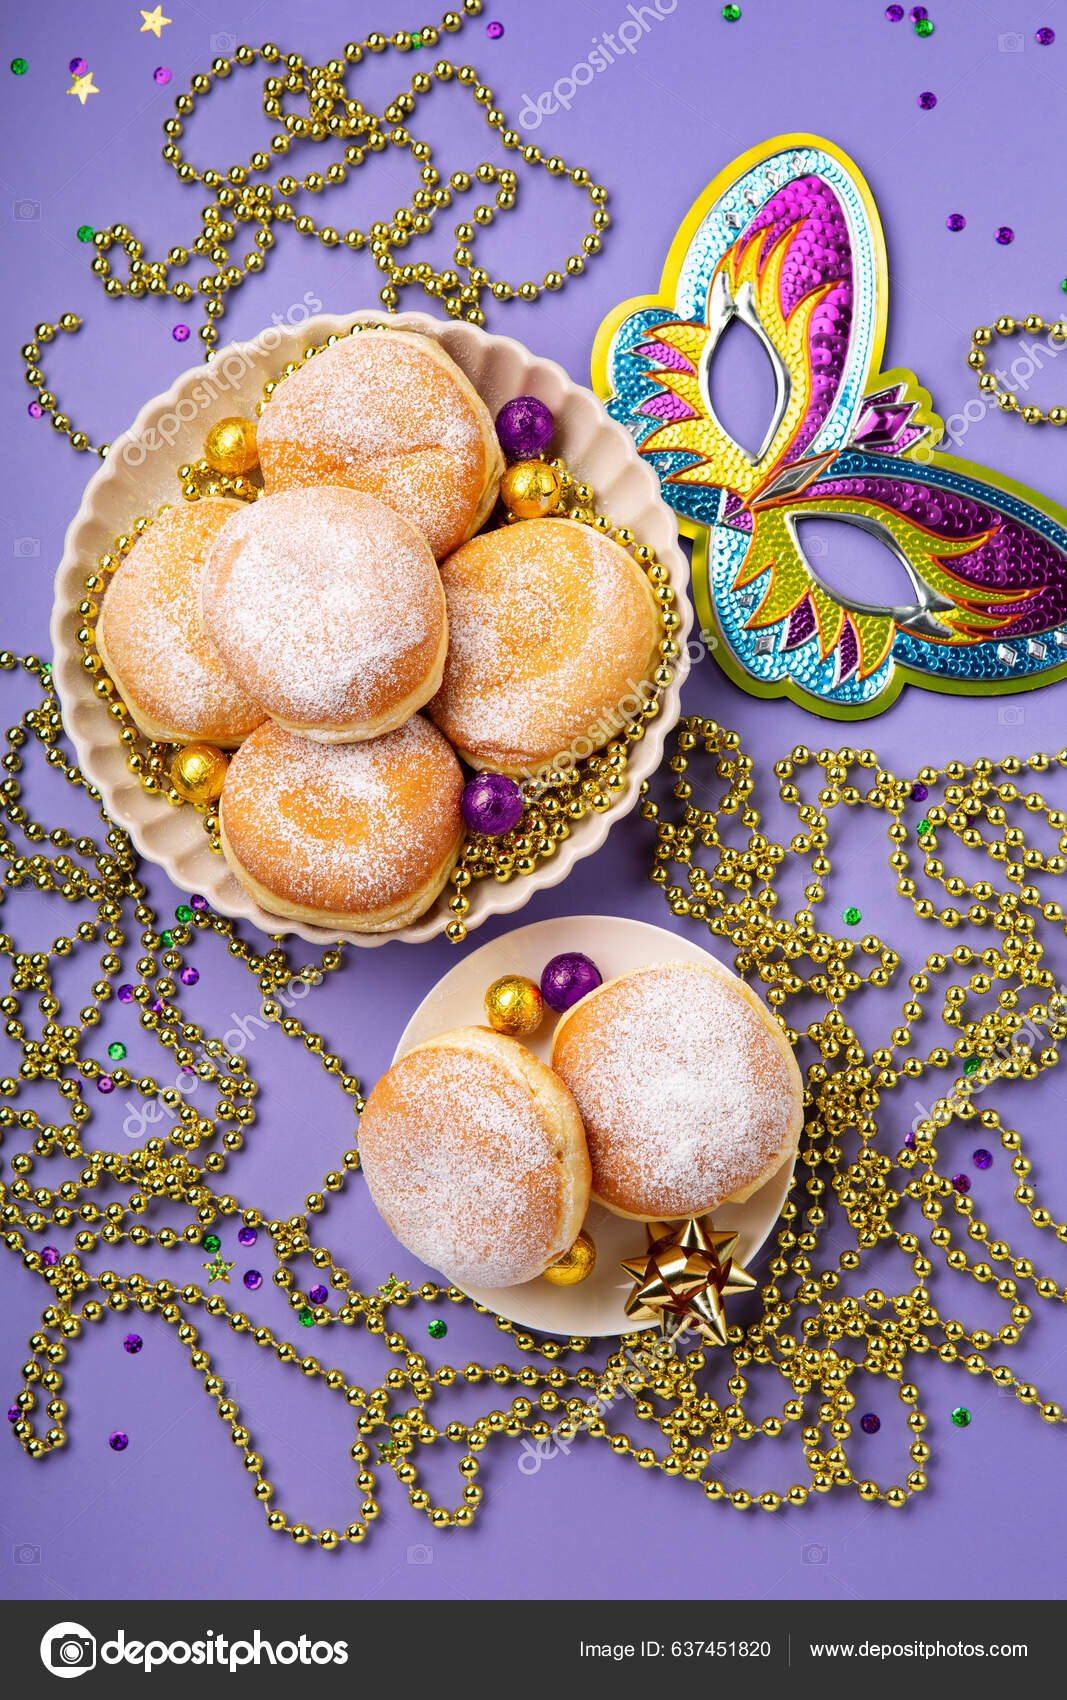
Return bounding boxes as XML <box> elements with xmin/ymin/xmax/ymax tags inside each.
<box><xmin>243</xmin><ymin>1269</ymin><xmax>262</xmax><ymax>1290</ymax></box>
<box><xmin>946</xmin><ymin>214</ymin><xmax>965</xmax><ymax>232</ymax></box>
<box><xmin>27</xmin><ymin>402</ymin><xmax>42</xmax><ymax>417</ymax></box>
<box><xmin>885</xmin><ymin>3</ymin><xmax>903</xmax><ymax>16</ymax></box>
<box><xmin>69</xmin><ymin>57</ymin><xmax>86</xmax><ymax>75</ymax></box>
<box><xmin>237</xmin><ymin>1225</ymin><xmax>257</xmax><ymax>1246</ymax></box>
<box><xmin>41</xmin><ymin>1246</ymin><xmax>59</xmax><ymax>1267</ymax></box>
<box><xmin>97</xmin><ymin>1076</ymin><xmax>114</xmax><ymax>1094</ymax></box>
<box><xmin>180</xmin><ymin>966</ymin><xmax>199</xmax><ymax>986</ymax></box>
<box><xmin>911</xmin><ymin>782</ymin><xmax>928</xmax><ymax>801</ymax></box>
<box><xmin>951</xmin><ymin>1172</ymin><xmax>971</xmax><ymax>1193</ymax></box>
<box><xmin>860</xmin><ymin>1413</ymin><xmax>881</xmax><ymax>1434</ymax></box>
<box><xmin>973</xmin><ymin>1149</ymin><xmax>993</xmax><ymax>1170</ymax></box>
<box><xmin>173</xmin><ymin>324</ymin><xmax>190</xmax><ymax>341</ymax></box>
<box><xmin>118</xmin><ymin>984</ymin><xmax>134</xmax><ymax>1002</ymax></box>
<box><xmin>904</xmin><ymin>1130</ymin><xmax>916</xmax><ymax>1148</ymax></box>
<box><xmin>918</xmin><ymin>91</ymin><xmax>937</xmax><ymax>110</ymax></box>
<box><xmin>108</xmin><ymin>1431</ymin><xmax>129</xmax><ymax>1451</ymax></box>
<box><xmin>123</xmin><ymin>1333</ymin><xmax>143</xmax><ymax>1354</ymax></box>
<box><xmin>486</xmin><ymin>19</ymin><xmax>504</xmax><ymax>36</ymax></box>
<box><xmin>910</xmin><ymin>4</ymin><xmax>927</xmax><ymax>17</ymax></box>
<box><xmin>309</xmin><ymin>1284</ymin><xmax>328</xmax><ymax>1305</ymax></box>
<box><xmin>8</xmin><ymin>1405</ymin><xmax>19</xmax><ymax>1422</ymax></box>
<box><xmin>996</xmin><ymin>226</ymin><xmax>1015</xmax><ymax>245</ymax></box>
<box><xmin>191</xmin><ymin>893</ymin><xmax>208</xmax><ymax>910</ymax></box>
<box><xmin>1036</xmin><ymin>27</ymin><xmax>1055</xmax><ymax>45</ymax></box>
<box><xmin>153</xmin><ymin>66</ymin><xmax>171</xmax><ymax>84</ymax></box>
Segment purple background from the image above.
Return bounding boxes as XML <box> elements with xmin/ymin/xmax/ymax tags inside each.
<box><xmin>2</xmin><ymin>0</ymin><xmax>1066</xmax><ymax>1603</ymax></box>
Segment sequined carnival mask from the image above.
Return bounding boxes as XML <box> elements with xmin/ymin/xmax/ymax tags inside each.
<box><xmin>593</xmin><ymin>134</ymin><xmax>1067</xmax><ymax>717</ymax></box>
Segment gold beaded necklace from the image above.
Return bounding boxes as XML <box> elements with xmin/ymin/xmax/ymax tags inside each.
<box><xmin>20</xmin><ymin>3</ymin><xmax>610</xmax><ymax>459</ymax></box>
<box><xmin>3</xmin><ymin>672</ymin><xmax>1064</xmax><ymax>1545</ymax></box>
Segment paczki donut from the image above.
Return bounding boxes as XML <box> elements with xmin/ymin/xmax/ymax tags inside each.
<box><xmin>256</xmin><ymin>329</ymin><xmax>504</xmax><ymax>559</ymax></box>
<box><xmin>427</xmin><ymin>518</ymin><xmax>662</xmax><ymax>777</ymax></box>
<box><xmin>96</xmin><ymin>498</ymin><xmax>266</xmax><ymax>746</ymax></box>
<box><xmin>201</xmin><ymin>485</ymin><xmax>447</xmax><ymax>741</ymax></box>
<box><xmin>550</xmin><ymin>959</ymin><xmax>803</xmax><ymax>1220</ymax></box>
<box><xmin>358</xmin><ymin>1026</ymin><xmax>591</xmax><ymax>1286</ymax></box>
<box><xmin>219</xmin><ymin>715</ymin><xmax>464</xmax><ymax>932</ymax></box>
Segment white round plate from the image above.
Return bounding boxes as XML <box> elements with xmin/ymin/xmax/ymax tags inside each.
<box><xmin>50</xmin><ymin>309</ymin><xmax>692</xmax><ymax>947</ymax></box>
<box><xmin>391</xmin><ymin>914</ymin><xmax>796</xmax><ymax>1337</ymax></box>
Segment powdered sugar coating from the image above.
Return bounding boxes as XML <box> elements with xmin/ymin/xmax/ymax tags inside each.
<box><xmin>220</xmin><ymin>715</ymin><xmax>464</xmax><ymax>924</ymax></box>
<box><xmin>359</xmin><ymin>1028</ymin><xmax>587</xmax><ymax>1285</ymax></box>
<box><xmin>97</xmin><ymin>498</ymin><xmax>266</xmax><ymax>743</ymax></box>
<box><xmin>551</xmin><ymin>960</ymin><xmax>803</xmax><ymax>1219</ymax></box>
<box><xmin>201</xmin><ymin>485</ymin><xmax>446</xmax><ymax>735</ymax></box>
<box><xmin>256</xmin><ymin>331</ymin><xmax>503</xmax><ymax>559</ymax></box>
<box><xmin>428</xmin><ymin>519</ymin><xmax>661</xmax><ymax>775</ymax></box>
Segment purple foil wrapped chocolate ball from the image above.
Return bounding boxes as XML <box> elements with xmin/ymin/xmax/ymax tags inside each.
<box><xmin>540</xmin><ymin>952</ymin><xmax>602</xmax><ymax>1013</ymax></box>
<box><xmin>461</xmin><ymin>772</ymin><xmax>523</xmax><ymax>837</ymax></box>
<box><xmin>495</xmin><ymin>394</ymin><xmax>555</xmax><ymax>462</ymax></box>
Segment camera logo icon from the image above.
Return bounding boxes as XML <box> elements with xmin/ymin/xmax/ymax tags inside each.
<box><xmin>13</xmin><ymin>1543</ymin><xmax>41</xmax><ymax>1564</ymax></box>
<box><xmin>14</xmin><ymin>199</ymin><xmax>40</xmax><ymax>220</ymax></box>
<box><xmin>998</xmin><ymin>31</ymin><xmax>1024</xmax><ymax>51</ymax></box>
<box><xmin>210</xmin><ymin>32</ymin><xmax>237</xmax><ymax>54</ymax></box>
<box><xmin>802</xmin><ymin>1542</ymin><xmax>829</xmax><ymax>1564</ymax></box>
<box><xmin>407</xmin><ymin>1543</ymin><xmax>433</xmax><ymax>1564</ymax></box>
<box><xmin>40</xmin><ymin>1622</ymin><xmax>96</xmax><ymax>1678</ymax></box>
<box><xmin>997</xmin><ymin>704</ymin><xmax>1025</xmax><ymax>726</ymax></box>
<box><xmin>14</xmin><ymin>538</ymin><xmax>40</xmax><ymax>558</ymax></box>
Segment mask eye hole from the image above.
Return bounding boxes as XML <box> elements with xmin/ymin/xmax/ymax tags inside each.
<box><xmin>794</xmin><ymin>515</ymin><xmax>927</xmax><ymax>614</ymax></box>
<box><xmin>705</xmin><ymin>316</ymin><xmax>780</xmax><ymax>461</ymax></box>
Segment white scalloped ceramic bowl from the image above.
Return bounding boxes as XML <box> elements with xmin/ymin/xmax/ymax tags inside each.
<box><xmin>50</xmin><ymin>310</ymin><xmax>692</xmax><ymax>946</ymax></box>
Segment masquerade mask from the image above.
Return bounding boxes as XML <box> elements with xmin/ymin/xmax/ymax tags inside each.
<box><xmin>592</xmin><ymin>134</ymin><xmax>1067</xmax><ymax>718</ymax></box>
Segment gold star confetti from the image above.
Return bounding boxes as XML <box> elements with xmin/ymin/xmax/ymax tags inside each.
<box><xmin>203</xmin><ymin>1255</ymin><xmax>235</xmax><ymax>1284</ymax></box>
<box><xmin>67</xmin><ymin>71</ymin><xmax>99</xmax><ymax>105</ymax></box>
<box><xmin>621</xmin><ymin>1216</ymin><xmax>758</xmax><ymax>1348</ymax></box>
<box><xmin>139</xmin><ymin>6</ymin><xmax>171</xmax><ymax>35</ymax></box>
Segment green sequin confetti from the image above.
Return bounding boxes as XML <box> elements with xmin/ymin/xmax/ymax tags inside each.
<box><xmin>299</xmin><ymin>1307</ymin><xmax>314</xmax><ymax>1326</ymax></box>
<box><xmin>161</xmin><ymin>930</ymin><xmax>173</xmax><ymax>946</ymax></box>
<box><xmin>175</xmin><ymin>904</ymin><xmax>192</xmax><ymax>923</ymax></box>
<box><xmin>10</xmin><ymin>58</ymin><xmax>27</xmax><ymax>75</ymax></box>
<box><xmin>202</xmin><ymin>1232</ymin><xmax>220</xmax><ymax>1253</ymax></box>
<box><xmin>843</xmin><ymin>906</ymin><xmax>861</xmax><ymax>925</ymax></box>
<box><xmin>107</xmin><ymin>1042</ymin><xmax>126</xmax><ymax>1060</ymax></box>
<box><xmin>915</xmin><ymin>17</ymin><xmax>933</xmax><ymax>34</ymax></box>
<box><xmin>76</xmin><ymin>225</ymin><xmax>94</xmax><ymax>243</ymax></box>
<box><xmin>964</xmin><ymin>1057</ymin><xmax>980</xmax><ymax>1075</ymax></box>
<box><xmin>427</xmin><ymin>1319</ymin><xmax>447</xmax><ymax>1339</ymax></box>
<box><xmin>722</xmin><ymin>3</ymin><xmax>741</xmax><ymax>16</ymax></box>
<box><xmin>951</xmin><ymin>1406</ymin><xmax>971</xmax><ymax>1426</ymax></box>
<box><xmin>917</xmin><ymin>819</ymin><xmax>931</xmax><ymax>836</ymax></box>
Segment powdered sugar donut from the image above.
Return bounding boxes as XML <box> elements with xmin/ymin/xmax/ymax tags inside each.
<box><xmin>96</xmin><ymin>499</ymin><xmax>266</xmax><ymax>746</ymax></box>
<box><xmin>359</xmin><ymin>1026</ymin><xmax>591</xmax><ymax>1286</ymax></box>
<box><xmin>427</xmin><ymin>519</ymin><xmax>661</xmax><ymax>777</ymax></box>
<box><xmin>201</xmin><ymin>486</ymin><xmax>447</xmax><ymax>741</ymax></box>
<box><xmin>256</xmin><ymin>330</ymin><xmax>504</xmax><ymax>560</ymax></box>
<box><xmin>219</xmin><ymin>716</ymin><xmax>464</xmax><ymax>931</ymax></box>
<box><xmin>550</xmin><ymin>960</ymin><xmax>803</xmax><ymax>1220</ymax></box>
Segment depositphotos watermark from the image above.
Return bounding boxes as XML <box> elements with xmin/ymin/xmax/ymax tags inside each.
<box><xmin>115</xmin><ymin>291</ymin><xmax>322</xmax><ymax>469</ymax></box>
<box><xmin>518</xmin><ymin>0</ymin><xmax>679</xmax><ymax>129</ymax></box>
<box><xmin>120</xmin><ymin>969</ymin><xmax>321</xmax><ymax>1141</ymax></box>
<box><xmin>39</xmin><ymin>1622</ymin><xmax>348</xmax><ymax>1677</ymax></box>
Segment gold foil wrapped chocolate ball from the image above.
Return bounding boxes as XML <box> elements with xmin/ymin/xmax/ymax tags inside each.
<box><xmin>484</xmin><ymin>973</ymin><xmax>544</xmax><ymax>1038</ymax></box>
<box><xmin>170</xmin><ymin>742</ymin><xmax>228</xmax><ymax>805</ymax></box>
<box><xmin>501</xmin><ymin>459</ymin><xmax>562</xmax><ymax>520</ymax></box>
<box><xmin>204</xmin><ymin>416</ymin><xmax>259</xmax><ymax>477</ymax></box>
<box><xmin>542</xmin><ymin>1229</ymin><xmax>597</xmax><ymax>1286</ymax></box>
